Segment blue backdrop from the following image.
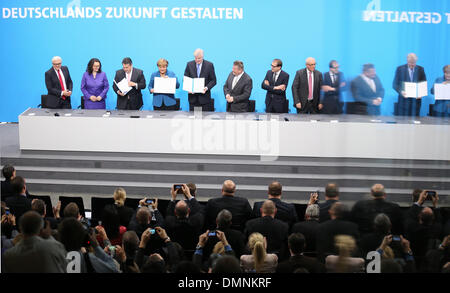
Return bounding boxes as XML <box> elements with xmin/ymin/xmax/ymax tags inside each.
<box><xmin>0</xmin><ymin>0</ymin><xmax>448</xmax><ymax>121</ymax></box>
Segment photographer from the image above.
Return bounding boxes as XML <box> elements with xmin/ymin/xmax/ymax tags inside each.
<box><xmin>167</xmin><ymin>183</ymin><xmax>204</xmax><ymax>216</ymax></box>
<box><xmin>376</xmin><ymin>234</ymin><xmax>416</xmax><ymax>273</ymax></box>
<box><xmin>404</xmin><ymin>189</ymin><xmax>443</xmax><ymax>230</ymax></box>
<box><xmin>193</xmin><ymin>229</ymin><xmax>235</xmax><ymax>272</ymax></box>
<box><xmin>127</xmin><ymin>197</ymin><xmax>164</xmax><ymax>239</ymax></box>
<box><xmin>1</xmin><ymin>203</ymin><xmax>19</xmax><ymax>253</ymax></box>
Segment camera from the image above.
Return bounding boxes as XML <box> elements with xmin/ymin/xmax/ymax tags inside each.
<box><xmin>392</xmin><ymin>235</ymin><xmax>401</xmax><ymax>242</ymax></box>
<box><xmin>108</xmin><ymin>245</ymin><xmax>116</xmax><ymax>257</ymax></box>
<box><xmin>5</xmin><ymin>209</ymin><xmax>10</xmax><ymax>216</ymax></box>
<box><xmin>208</xmin><ymin>231</ymin><xmax>217</xmax><ymax>237</ymax></box>
<box><xmin>145</xmin><ymin>199</ymin><xmax>154</xmax><ymax>205</ymax></box>
<box><xmin>149</xmin><ymin>229</ymin><xmax>156</xmax><ymax>235</ymax></box>
<box><xmin>173</xmin><ymin>184</ymin><xmax>184</xmax><ymax>194</ymax></box>
<box><xmin>425</xmin><ymin>190</ymin><xmax>436</xmax><ymax>201</ymax></box>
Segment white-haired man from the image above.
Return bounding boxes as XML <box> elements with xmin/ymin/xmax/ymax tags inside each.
<box><xmin>292</xmin><ymin>57</ymin><xmax>323</xmax><ymax>114</ymax></box>
<box><xmin>44</xmin><ymin>56</ymin><xmax>73</xmax><ymax>109</ymax></box>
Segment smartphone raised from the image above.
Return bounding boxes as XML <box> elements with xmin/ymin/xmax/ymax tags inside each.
<box><xmin>173</xmin><ymin>184</ymin><xmax>184</xmax><ymax>194</ymax></box>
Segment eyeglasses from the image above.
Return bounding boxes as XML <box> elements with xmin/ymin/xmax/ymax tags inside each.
<box><xmin>52</xmin><ymin>63</ymin><xmax>62</xmax><ymax>66</ymax></box>
<box><xmin>271</xmin><ymin>64</ymin><xmax>280</xmax><ymax>67</ymax></box>
<box><xmin>307</xmin><ymin>63</ymin><xmax>316</xmax><ymax>66</ymax></box>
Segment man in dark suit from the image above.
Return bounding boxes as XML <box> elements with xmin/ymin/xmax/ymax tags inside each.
<box><xmin>223</xmin><ymin>60</ymin><xmax>253</xmax><ymax>112</ymax></box>
<box><xmin>5</xmin><ymin>176</ymin><xmax>32</xmax><ymax>225</ymax></box>
<box><xmin>350</xmin><ymin>184</ymin><xmax>403</xmax><ymax>236</ymax></box>
<box><xmin>276</xmin><ymin>233</ymin><xmax>326</xmax><ymax>273</ymax></box>
<box><xmin>112</xmin><ymin>57</ymin><xmax>146</xmax><ymax>110</ymax></box>
<box><xmin>292</xmin><ymin>57</ymin><xmax>323</xmax><ymax>114</ymax></box>
<box><xmin>262</xmin><ymin>59</ymin><xmax>290</xmax><ymax>113</ymax></box>
<box><xmin>321</xmin><ymin>60</ymin><xmax>346</xmax><ymax>114</ymax></box>
<box><xmin>245</xmin><ymin>200</ymin><xmax>289</xmax><ymax>260</ymax></box>
<box><xmin>251</xmin><ymin>181</ymin><xmax>298</xmax><ymax>228</ymax></box>
<box><xmin>308</xmin><ymin>183</ymin><xmax>341</xmax><ymax>223</ymax></box>
<box><xmin>184</xmin><ymin>48</ymin><xmax>217</xmax><ymax>111</ymax></box>
<box><xmin>393</xmin><ymin>53</ymin><xmax>427</xmax><ymax>116</ymax></box>
<box><xmin>166</xmin><ymin>184</ymin><xmax>204</xmax><ymax>216</ymax></box>
<box><xmin>316</xmin><ymin>202</ymin><xmax>360</xmax><ymax>262</ymax></box>
<box><xmin>350</xmin><ymin>63</ymin><xmax>384</xmax><ymax>115</ymax></box>
<box><xmin>205</xmin><ymin>180</ymin><xmax>252</xmax><ymax>232</ymax></box>
<box><xmin>1</xmin><ymin>164</ymin><xmax>16</xmax><ymax>200</ymax></box>
<box><xmin>44</xmin><ymin>56</ymin><xmax>73</xmax><ymax>109</ymax></box>
<box><xmin>291</xmin><ymin>204</ymin><xmax>320</xmax><ymax>252</ymax></box>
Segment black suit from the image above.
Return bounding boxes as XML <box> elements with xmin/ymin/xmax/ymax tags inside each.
<box><xmin>276</xmin><ymin>254</ymin><xmax>326</xmax><ymax>273</ymax></box>
<box><xmin>244</xmin><ymin>216</ymin><xmax>289</xmax><ymax>260</ymax></box>
<box><xmin>166</xmin><ymin>198</ymin><xmax>204</xmax><ymax>218</ymax></box>
<box><xmin>164</xmin><ymin>213</ymin><xmax>204</xmax><ymax>250</ymax></box>
<box><xmin>5</xmin><ymin>194</ymin><xmax>32</xmax><ymax>224</ymax></box>
<box><xmin>251</xmin><ymin>198</ymin><xmax>298</xmax><ymax>228</ymax></box>
<box><xmin>316</xmin><ymin>219</ymin><xmax>360</xmax><ymax>261</ymax></box>
<box><xmin>351</xmin><ymin>74</ymin><xmax>384</xmax><ymax>115</ymax></box>
<box><xmin>184</xmin><ymin>60</ymin><xmax>217</xmax><ymax>111</ymax></box>
<box><xmin>201</xmin><ymin>227</ymin><xmax>246</xmax><ymax>261</ymax></box>
<box><xmin>116</xmin><ymin>205</ymin><xmax>135</xmax><ymax>227</ymax></box>
<box><xmin>291</xmin><ymin>220</ymin><xmax>320</xmax><ymax>252</ymax></box>
<box><xmin>112</xmin><ymin>68</ymin><xmax>146</xmax><ymax>110</ymax></box>
<box><xmin>44</xmin><ymin>66</ymin><xmax>73</xmax><ymax>109</ymax></box>
<box><xmin>1</xmin><ymin>180</ymin><xmax>14</xmax><ymax>200</ymax></box>
<box><xmin>292</xmin><ymin>68</ymin><xmax>323</xmax><ymax>114</ymax></box>
<box><xmin>322</xmin><ymin>71</ymin><xmax>344</xmax><ymax>114</ymax></box>
<box><xmin>350</xmin><ymin>198</ymin><xmax>404</xmax><ymax>236</ymax></box>
<box><xmin>223</xmin><ymin>72</ymin><xmax>253</xmax><ymax>112</ymax></box>
<box><xmin>318</xmin><ymin>199</ymin><xmax>339</xmax><ymax>223</ymax></box>
<box><xmin>205</xmin><ymin>195</ymin><xmax>252</xmax><ymax>232</ymax></box>
<box><xmin>393</xmin><ymin>64</ymin><xmax>427</xmax><ymax>116</ymax></box>
<box><xmin>262</xmin><ymin>70</ymin><xmax>290</xmax><ymax>113</ymax></box>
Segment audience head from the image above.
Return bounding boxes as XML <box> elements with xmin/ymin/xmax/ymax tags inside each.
<box><xmin>288</xmin><ymin>233</ymin><xmax>306</xmax><ymax>255</ymax></box>
<box><xmin>102</xmin><ymin>204</ymin><xmax>121</xmax><ymax>239</ymax></box>
<box><xmin>136</xmin><ymin>207</ymin><xmax>151</xmax><ymax>225</ymax></box>
<box><xmin>329</xmin><ymin>202</ymin><xmax>348</xmax><ymax>220</ymax></box>
<box><xmin>142</xmin><ymin>254</ymin><xmax>166</xmax><ymax>273</ymax></box>
<box><xmin>381</xmin><ymin>259</ymin><xmax>403</xmax><ymax>273</ymax></box>
<box><xmin>174</xmin><ymin>261</ymin><xmax>201</xmax><ymax>273</ymax></box>
<box><xmin>304</xmin><ymin>204</ymin><xmax>320</xmax><ymax>221</ymax></box>
<box><xmin>268</xmin><ymin>181</ymin><xmax>282</xmax><ymax>198</ymax></box>
<box><xmin>63</xmin><ymin>202</ymin><xmax>80</xmax><ymax>219</ymax></box>
<box><xmin>334</xmin><ymin>235</ymin><xmax>357</xmax><ymax>273</ymax></box>
<box><xmin>113</xmin><ymin>187</ymin><xmax>127</xmax><ymax>207</ymax></box>
<box><xmin>261</xmin><ymin>200</ymin><xmax>276</xmax><ymax>218</ymax></box>
<box><xmin>86</xmin><ymin>58</ymin><xmax>102</xmax><ymax>74</ymax></box>
<box><xmin>325</xmin><ymin>183</ymin><xmax>339</xmax><ymax>199</ymax></box>
<box><xmin>305</xmin><ymin>57</ymin><xmax>316</xmax><ymax>72</ymax></box>
<box><xmin>58</xmin><ymin>217</ymin><xmax>87</xmax><ymax>251</ymax></box>
<box><xmin>362</xmin><ymin>63</ymin><xmax>376</xmax><ymax>79</ymax></box>
<box><xmin>419</xmin><ymin>207</ymin><xmax>434</xmax><ymax>226</ymax></box>
<box><xmin>2</xmin><ymin>164</ymin><xmax>16</xmax><ymax>180</ymax></box>
<box><xmin>222</xmin><ymin>180</ymin><xmax>236</xmax><ymax>196</ymax></box>
<box><xmin>373</xmin><ymin>213</ymin><xmax>392</xmax><ymax>235</ymax></box>
<box><xmin>216</xmin><ymin>209</ymin><xmax>233</xmax><ymax>230</ymax></box>
<box><xmin>174</xmin><ymin>200</ymin><xmax>190</xmax><ymax>219</ymax></box>
<box><xmin>122</xmin><ymin>231</ymin><xmax>139</xmax><ymax>257</ymax></box>
<box><xmin>51</xmin><ymin>56</ymin><xmax>62</xmax><ymax>71</ymax></box>
<box><xmin>11</xmin><ymin>176</ymin><xmax>26</xmax><ymax>195</ymax></box>
<box><xmin>248</xmin><ymin>232</ymin><xmax>267</xmax><ymax>273</ymax></box>
<box><xmin>212</xmin><ymin>255</ymin><xmax>242</xmax><ymax>273</ymax></box>
<box><xmin>19</xmin><ymin>211</ymin><xmax>43</xmax><ymax>237</ymax></box>
<box><xmin>31</xmin><ymin>199</ymin><xmax>46</xmax><ymax>217</ymax></box>
<box><xmin>371</xmin><ymin>184</ymin><xmax>386</xmax><ymax>199</ymax></box>
<box><xmin>186</xmin><ymin>182</ymin><xmax>196</xmax><ymax>197</ymax></box>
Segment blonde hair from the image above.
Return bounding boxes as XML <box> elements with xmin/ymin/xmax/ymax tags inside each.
<box><xmin>334</xmin><ymin>235</ymin><xmax>356</xmax><ymax>273</ymax></box>
<box><xmin>156</xmin><ymin>58</ymin><xmax>168</xmax><ymax>67</ymax></box>
<box><xmin>113</xmin><ymin>187</ymin><xmax>126</xmax><ymax>207</ymax></box>
<box><xmin>213</xmin><ymin>241</ymin><xmax>225</xmax><ymax>255</ymax></box>
<box><xmin>248</xmin><ymin>233</ymin><xmax>266</xmax><ymax>273</ymax></box>
<box><xmin>382</xmin><ymin>246</ymin><xmax>394</xmax><ymax>259</ymax></box>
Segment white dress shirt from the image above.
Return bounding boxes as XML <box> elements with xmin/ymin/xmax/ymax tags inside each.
<box><xmin>361</xmin><ymin>74</ymin><xmax>376</xmax><ymax>92</ymax></box>
<box><xmin>232</xmin><ymin>71</ymin><xmax>244</xmax><ymax>89</ymax></box>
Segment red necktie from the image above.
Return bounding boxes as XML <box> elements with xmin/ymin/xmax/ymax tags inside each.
<box><xmin>308</xmin><ymin>71</ymin><xmax>313</xmax><ymax>100</ymax></box>
<box><xmin>57</xmin><ymin>70</ymin><xmax>66</xmax><ymax>100</ymax></box>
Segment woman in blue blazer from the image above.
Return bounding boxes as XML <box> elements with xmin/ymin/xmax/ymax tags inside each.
<box><xmin>148</xmin><ymin>58</ymin><xmax>180</xmax><ymax>110</ymax></box>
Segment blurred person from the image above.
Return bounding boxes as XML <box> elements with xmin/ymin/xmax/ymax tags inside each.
<box><xmin>325</xmin><ymin>235</ymin><xmax>365</xmax><ymax>273</ymax></box>
<box><xmin>321</xmin><ymin>60</ymin><xmax>346</xmax><ymax>114</ymax></box>
<box><xmin>431</xmin><ymin>65</ymin><xmax>450</xmax><ymax>117</ymax></box>
<box><xmin>5</xmin><ymin>176</ymin><xmax>32</xmax><ymax>224</ymax></box>
<box><xmin>240</xmin><ymin>232</ymin><xmax>278</xmax><ymax>273</ymax></box>
<box><xmin>1</xmin><ymin>164</ymin><xmax>16</xmax><ymax>200</ymax></box>
<box><xmin>148</xmin><ymin>58</ymin><xmax>180</xmax><ymax>110</ymax></box>
<box><xmin>31</xmin><ymin>198</ymin><xmax>59</xmax><ymax>229</ymax></box>
<box><xmin>81</xmin><ymin>58</ymin><xmax>109</xmax><ymax>109</ymax></box>
<box><xmin>96</xmin><ymin>204</ymin><xmax>127</xmax><ymax>247</ymax></box>
<box><xmin>291</xmin><ymin>204</ymin><xmax>320</xmax><ymax>252</ymax></box>
<box><xmin>351</xmin><ymin>63</ymin><xmax>384</xmax><ymax>115</ymax></box>
<box><xmin>193</xmin><ymin>229</ymin><xmax>235</xmax><ymax>272</ymax></box>
<box><xmin>212</xmin><ymin>255</ymin><xmax>242</xmax><ymax>273</ymax></box>
<box><xmin>360</xmin><ymin>213</ymin><xmax>392</xmax><ymax>256</ymax></box>
<box><xmin>292</xmin><ymin>57</ymin><xmax>323</xmax><ymax>114</ymax></box>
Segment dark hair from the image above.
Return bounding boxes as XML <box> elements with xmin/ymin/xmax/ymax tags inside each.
<box><xmin>420</xmin><ymin>210</ymin><xmax>434</xmax><ymax>226</ymax></box>
<box><xmin>31</xmin><ymin>199</ymin><xmax>46</xmax><ymax>216</ymax></box>
<box><xmin>142</xmin><ymin>256</ymin><xmax>166</xmax><ymax>273</ymax></box>
<box><xmin>19</xmin><ymin>211</ymin><xmax>43</xmax><ymax>236</ymax></box>
<box><xmin>273</xmin><ymin>59</ymin><xmax>283</xmax><ymax>68</ymax></box>
<box><xmin>329</xmin><ymin>60</ymin><xmax>338</xmax><ymax>68</ymax></box>
<box><xmin>174</xmin><ymin>261</ymin><xmax>201</xmax><ymax>273</ymax></box>
<box><xmin>233</xmin><ymin>60</ymin><xmax>244</xmax><ymax>70</ymax></box>
<box><xmin>122</xmin><ymin>57</ymin><xmax>132</xmax><ymax>65</ymax></box>
<box><xmin>330</xmin><ymin>202</ymin><xmax>348</xmax><ymax>220</ymax></box>
<box><xmin>216</xmin><ymin>209</ymin><xmax>232</xmax><ymax>229</ymax></box>
<box><xmin>211</xmin><ymin>255</ymin><xmax>241</xmax><ymax>273</ymax></box>
<box><xmin>363</xmin><ymin>63</ymin><xmax>375</xmax><ymax>72</ymax></box>
<box><xmin>412</xmin><ymin>189</ymin><xmax>422</xmax><ymax>202</ymax></box>
<box><xmin>186</xmin><ymin>183</ymin><xmax>196</xmax><ymax>197</ymax></box>
<box><xmin>58</xmin><ymin>218</ymin><xmax>87</xmax><ymax>251</ymax></box>
<box><xmin>122</xmin><ymin>231</ymin><xmax>139</xmax><ymax>257</ymax></box>
<box><xmin>288</xmin><ymin>233</ymin><xmax>306</xmax><ymax>255</ymax></box>
<box><xmin>325</xmin><ymin>183</ymin><xmax>339</xmax><ymax>198</ymax></box>
<box><xmin>63</xmin><ymin>202</ymin><xmax>80</xmax><ymax>219</ymax></box>
<box><xmin>86</xmin><ymin>58</ymin><xmax>102</xmax><ymax>74</ymax></box>
<box><xmin>2</xmin><ymin>164</ymin><xmax>15</xmax><ymax>180</ymax></box>
<box><xmin>102</xmin><ymin>204</ymin><xmax>121</xmax><ymax>239</ymax></box>
<box><xmin>268</xmin><ymin>181</ymin><xmax>282</xmax><ymax>196</ymax></box>
<box><xmin>11</xmin><ymin>176</ymin><xmax>25</xmax><ymax>194</ymax></box>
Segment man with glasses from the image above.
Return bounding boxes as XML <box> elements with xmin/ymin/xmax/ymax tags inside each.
<box><xmin>292</xmin><ymin>57</ymin><xmax>323</xmax><ymax>114</ymax></box>
<box><xmin>44</xmin><ymin>56</ymin><xmax>73</xmax><ymax>109</ymax></box>
<box><xmin>262</xmin><ymin>59</ymin><xmax>290</xmax><ymax>113</ymax></box>
<box><xmin>321</xmin><ymin>60</ymin><xmax>346</xmax><ymax>114</ymax></box>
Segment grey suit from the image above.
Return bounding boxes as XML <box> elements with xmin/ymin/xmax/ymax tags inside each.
<box><xmin>2</xmin><ymin>236</ymin><xmax>68</xmax><ymax>273</ymax></box>
<box><xmin>223</xmin><ymin>72</ymin><xmax>253</xmax><ymax>112</ymax></box>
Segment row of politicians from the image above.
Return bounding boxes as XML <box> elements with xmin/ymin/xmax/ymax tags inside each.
<box><xmin>44</xmin><ymin>50</ymin><xmax>450</xmax><ymax>116</ymax></box>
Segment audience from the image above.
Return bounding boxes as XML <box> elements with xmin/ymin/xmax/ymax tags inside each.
<box><xmin>291</xmin><ymin>204</ymin><xmax>320</xmax><ymax>252</ymax></box>
<box><xmin>113</xmin><ymin>187</ymin><xmax>134</xmax><ymax>227</ymax></box>
<box><xmin>96</xmin><ymin>204</ymin><xmax>127</xmax><ymax>247</ymax></box>
<box><xmin>240</xmin><ymin>232</ymin><xmax>278</xmax><ymax>273</ymax></box>
<box><xmin>5</xmin><ymin>176</ymin><xmax>32</xmax><ymax>225</ymax></box>
<box><xmin>1</xmin><ymin>164</ymin><xmax>16</xmax><ymax>200</ymax></box>
<box><xmin>309</xmin><ymin>183</ymin><xmax>340</xmax><ymax>223</ymax></box>
<box><xmin>325</xmin><ymin>235</ymin><xmax>365</xmax><ymax>273</ymax></box>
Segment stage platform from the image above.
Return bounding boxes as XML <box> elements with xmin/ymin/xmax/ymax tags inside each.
<box><xmin>2</xmin><ymin>111</ymin><xmax>450</xmax><ymax>209</ymax></box>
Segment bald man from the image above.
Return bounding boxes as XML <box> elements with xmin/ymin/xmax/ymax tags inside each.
<box><xmin>205</xmin><ymin>180</ymin><xmax>252</xmax><ymax>231</ymax></box>
<box><xmin>292</xmin><ymin>57</ymin><xmax>323</xmax><ymax>114</ymax></box>
<box><xmin>393</xmin><ymin>53</ymin><xmax>427</xmax><ymax>116</ymax></box>
<box><xmin>184</xmin><ymin>48</ymin><xmax>217</xmax><ymax>111</ymax></box>
<box><xmin>44</xmin><ymin>56</ymin><xmax>73</xmax><ymax>109</ymax></box>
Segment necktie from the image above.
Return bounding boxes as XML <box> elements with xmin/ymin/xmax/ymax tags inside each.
<box><xmin>331</xmin><ymin>74</ymin><xmax>335</xmax><ymax>85</ymax></box>
<box><xmin>272</xmin><ymin>72</ymin><xmax>277</xmax><ymax>84</ymax></box>
<box><xmin>409</xmin><ymin>68</ymin><xmax>414</xmax><ymax>82</ymax></box>
<box><xmin>57</xmin><ymin>70</ymin><xmax>66</xmax><ymax>100</ymax></box>
<box><xmin>197</xmin><ymin>64</ymin><xmax>201</xmax><ymax>78</ymax></box>
<box><xmin>232</xmin><ymin>75</ymin><xmax>238</xmax><ymax>90</ymax></box>
<box><xmin>308</xmin><ymin>71</ymin><xmax>313</xmax><ymax>100</ymax></box>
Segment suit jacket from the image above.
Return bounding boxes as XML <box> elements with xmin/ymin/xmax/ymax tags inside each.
<box><xmin>322</xmin><ymin>71</ymin><xmax>344</xmax><ymax>99</ymax></box>
<box><xmin>164</xmin><ymin>213</ymin><xmax>204</xmax><ymax>250</ymax></box>
<box><xmin>318</xmin><ymin>199</ymin><xmax>339</xmax><ymax>223</ymax></box>
<box><xmin>166</xmin><ymin>198</ymin><xmax>204</xmax><ymax>217</ymax></box>
<box><xmin>205</xmin><ymin>195</ymin><xmax>252</xmax><ymax>231</ymax></box>
<box><xmin>316</xmin><ymin>219</ymin><xmax>360</xmax><ymax>261</ymax></box>
<box><xmin>291</xmin><ymin>220</ymin><xmax>320</xmax><ymax>252</ymax></box>
<box><xmin>276</xmin><ymin>254</ymin><xmax>326</xmax><ymax>273</ymax></box>
<box><xmin>261</xmin><ymin>70</ymin><xmax>290</xmax><ymax>106</ymax></box>
<box><xmin>5</xmin><ymin>194</ymin><xmax>32</xmax><ymax>224</ymax></box>
<box><xmin>223</xmin><ymin>72</ymin><xmax>253</xmax><ymax>112</ymax></box>
<box><xmin>350</xmin><ymin>198</ymin><xmax>403</xmax><ymax>236</ymax></box>
<box><xmin>251</xmin><ymin>198</ymin><xmax>298</xmax><ymax>228</ymax></box>
<box><xmin>1</xmin><ymin>180</ymin><xmax>14</xmax><ymax>200</ymax></box>
<box><xmin>201</xmin><ymin>227</ymin><xmax>246</xmax><ymax>260</ymax></box>
<box><xmin>44</xmin><ymin>66</ymin><xmax>73</xmax><ymax>108</ymax></box>
<box><xmin>244</xmin><ymin>216</ymin><xmax>289</xmax><ymax>259</ymax></box>
<box><xmin>392</xmin><ymin>64</ymin><xmax>427</xmax><ymax>96</ymax></box>
<box><xmin>184</xmin><ymin>60</ymin><xmax>217</xmax><ymax>105</ymax></box>
<box><xmin>351</xmin><ymin>75</ymin><xmax>384</xmax><ymax>105</ymax></box>
<box><xmin>291</xmin><ymin>68</ymin><xmax>323</xmax><ymax>109</ymax></box>
<box><xmin>112</xmin><ymin>67</ymin><xmax>146</xmax><ymax>110</ymax></box>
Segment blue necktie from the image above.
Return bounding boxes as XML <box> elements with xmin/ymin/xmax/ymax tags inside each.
<box><xmin>409</xmin><ymin>68</ymin><xmax>414</xmax><ymax>82</ymax></box>
<box><xmin>196</xmin><ymin>64</ymin><xmax>201</xmax><ymax>78</ymax></box>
